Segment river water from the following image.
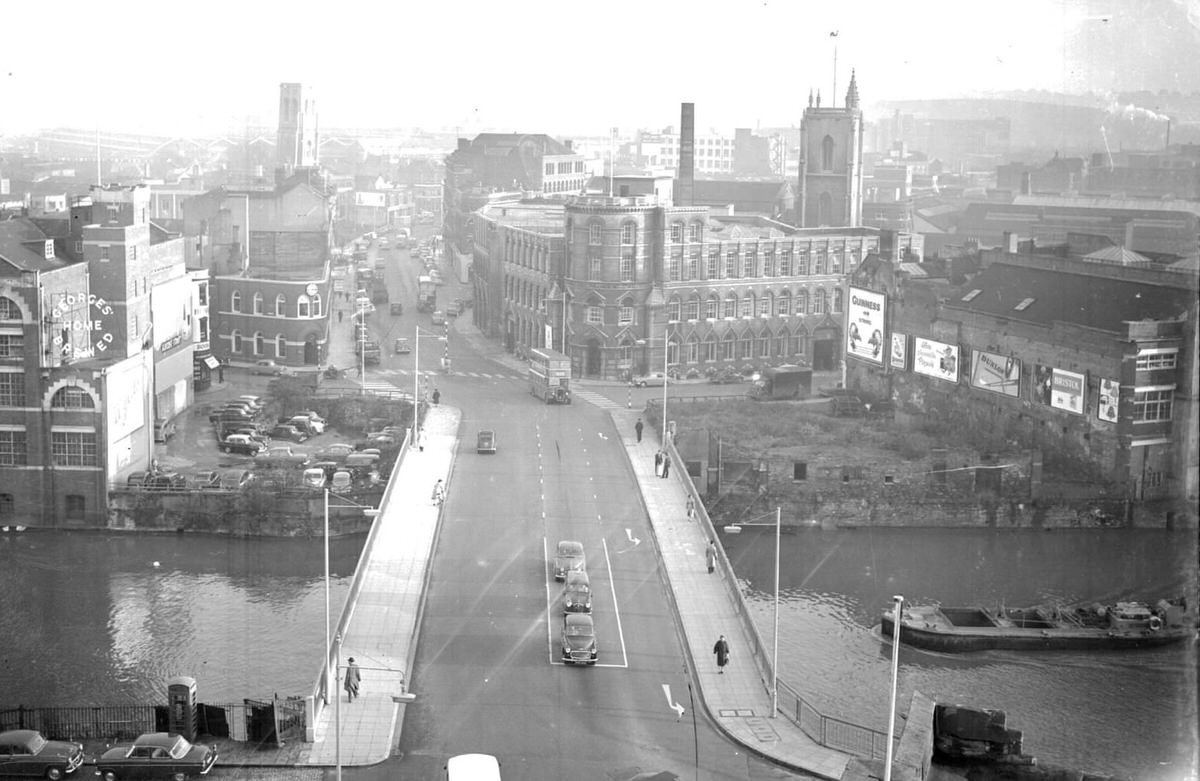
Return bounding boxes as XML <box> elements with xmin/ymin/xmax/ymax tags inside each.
<box><xmin>0</xmin><ymin>530</ymin><xmax>362</xmax><ymax>706</ymax></box>
<box><xmin>721</xmin><ymin>526</ymin><xmax>1199</xmax><ymax>781</ymax></box>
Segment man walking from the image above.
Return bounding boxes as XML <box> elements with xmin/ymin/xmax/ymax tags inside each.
<box><xmin>705</xmin><ymin>539</ymin><xmax>717</xmax><ymax>574</ymax></box>
<box><xmin>345</xmin><ymin>657</ymin><xmax>361</xmax><ymax>701</ymax></box>
<box><xmin>431</xmin><ymin>479</ymin><xmax>444</xmax><ymax>505</ymax></box>
<box><xmin>634</xmin><ymin>418</ymin><xmax>644</xmax><ymax>443</ymax></box>
<box><xmin>713</xmin><ymin>635</ymin><xmax>730</xmax><ymax>674</ymax></box>
<box><xmin>686</xmin><ymin>496</ymin><xmax>696</xmax><ymax>522</ymax></box>
<box><xmin>661</xmin><ymin>453</ymin><xmax>671</xmax><ymax>479</ymax></box>
<box><xmin>654</xmin><ymin>450</ymin><xmax>663</xmax><ymax>477</ymax></box>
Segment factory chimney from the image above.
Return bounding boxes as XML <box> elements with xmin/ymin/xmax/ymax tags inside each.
<box><xmin>677</xmin><ymin>102</ymin><xmax>695</xmax><ymax>206</ymax></box>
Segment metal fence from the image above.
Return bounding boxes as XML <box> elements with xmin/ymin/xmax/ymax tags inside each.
<box><xmin>0</xmin><ymin>702</ymin><xmax>261</xmax><ymax>743</ymax></box>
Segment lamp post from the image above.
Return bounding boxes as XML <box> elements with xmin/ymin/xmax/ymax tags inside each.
<box><xmin>661</xmin><ymin>319</ymin><xmax>670</xmax><ymax>444</ymax></box>
<box><xmin>721</xmin><ymin>507</ymin><xmax>781</xmax><ymax>714</ymax></box>
<box><xmin>411</xmin><ymin>326</ymin><xmax>447</xmax><ymax>449</ymax></box>
<box><xmin>884</xmin><ymin>594</ymin><xmax>904</xmax><ymax>781</ymax></box>
<box><xmin>356</xmin><ymin>292</ymin><xmax>367</xmax><ymax>394</ymax></box>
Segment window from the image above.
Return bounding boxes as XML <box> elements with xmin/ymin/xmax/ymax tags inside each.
<box><xmin>702</xmin><ymin>335</ymin><xmax>717</xmax><ymax>362</ymax></box>
<box><xmin>775</xmin><ymin>332</ymin><xmax>789</xmax><ymax>357</ymax></box>
<box><xmin>668</xmin><ymin>297</ymin><xmax>682</xmax><ymax>322</ymax></box>
<box><xmin>722</xmin><ymin>294</ymin><xmax>737</xmax><ymax>319</ymax></box>
<box><xmin>669</xmin><ymin>253</ymin><xmax>682</xmax><ymax>282</ymax></box>
<box><xmin>758</xmin><ymin>334</ymin><xmax>771</xmax><ymax>357</ymax></box>
<box><xmin>51</xmin><ymin>387</ymin><xmax>95</xmax><ymax>409</ymax></box>
<box><xmin>254</xmin><ymin>332</ymin><xmax>265</xmax><ymax>356</ymax></box>
<box><xmin>814</xmin><ymin>288</ymin><xmax>827</xmax><ymax>314</ymax></box>
<box><xmin>618</xmin><ymin>306</ymin><xmax>634</xmax><ymax>325</ymax></box>
<box><xmin>686</xmin><ymin>335</ymin><xmax>699</xmax><ymax>363</ymax></box>
<box><xmin>128</xmin><ymin>245</ymin><xmax>137</xmax><ymax>261</ymax></box>
<box><xmin>231</xmin><ymin>330</ymin><xmax>242</xmax><ymax>353</ymax></box>
<box><xmin>797</xmin><ymin>252</ymin><xmax>809</xmax><ymax>276</ymax></box>
<box><xmin>0</xmin><ymin>430</ymin><xmax>27</xmax><ymax>466</ymax></box>
<box><xmin>197</xmin><ymin>284</ymin><xmax>208</xmax><ymax>306</ymax></box>
<box><xmin>65</xmin><ymin>495</ymin><xmax>85</xmax><ymax>521</ymax></box>
<box><xmin>1136</xmin><ymin>350</ymin><xmax>1177</xmax><ymax>371</ymax></box>
<box><xmin>685</xmin><ymin>297</ymin><xmax>700</xmax><ymax>321</ymax></box>
<box><xmin>815</xmin><ymin>253</ymin><xmax>827</xmax><ymax>275</ymax></box>
<box><xmin>758</xmin><ymin>293</ymin><xmax>772</xmax><ymax>317</ymax></box>
<box><xmin>763</xmin><ymin>250</ymin><xmax>775</xmax><ymax>277</ymax></box>
<box><xmin>0</xmin><ymin>372</ymin><xmax>24</xmax><ymax>406</ymax></box>
<box><xmin>822</xmin><ymin>135</ymin><xmax>834</xmax><ymax>170</ymax></box>
<box><xmin>1133</xmin><ymin>388</ymin><xmax>1174</xmax><ymax>422</ymax></box>
<box><xmin>0</xmin><ymin>334</ymin><xmax>23</xmax><ymax>358</ymax></box>
<box><xmin>797</xmin><ymin>289</ymin><xmax>809</xmax><ymax>314</ymax></box>
<box><xmin>231</xmin><ymin>291</ymin><xmax>242</xmax><ymax>312</ymax></box>
<box><xmin>276</xmin><ymin>335</ymin><xmax>287</xmax><ymax>358</ymax></box>
<box><xmin>721</xmin><ymin>333</ymin><xmax>736</xmax><ymax>360</ymax></box>
<box><xmin>725</xmin><ymin>251</ymin><xmax>739</xmax><ymax>278</ymax></box>
<box><xmin>588</xmin><ymin>253</ymin><xmax>602</xmax><ymax>281</ymax></box>
<box><xmin>790</xmin><ymin>331</ymin><xmax>804</xmax><ymax>355</ymax></box>
<box><xmin>670</xmin><ymin>222</ymin><xmax>683</xmax><ymax>243</ymax></box>
<box><xmin>707</xmin><ymin>249</ymin><xmax>720</xmax><ymax>279</ymax></box>
<box><xmin>620</xmin><ymin>251</ymin><xmax>635</xmax><ymax>282</ymax></box>
<box><xmin>777</xmin><ymin>290</ymin><xmax>792</xmax><ymax>316</ymax></box>
<box><xmin>779</xmin><ymin>248</ymin><xmax>792</xmax><ymax>276</ymax></box>
<box><xmin>589</xmin><ymin>222</ymin><xmax>603</xmax><ymax>245</ymax></box>
<box><xmin>667</xmin><ymin>338</ymin><xmax>680</xmax><ymax>366</ymax></box>
<box><xmin>705</xmin><ymin>296</ymin><xmax>719</xmax><ymax>320</ymax></box>
<box><xmin>275</xmin><ymin>294</ymin><xmax>286</xmax><ymax>316</ymax></box>
<box><xmin>100</xmin><ymin>246</ymin><xmax>110</xmax><ymax>261</ymax></box>
<box><xmin>586</xmin><ymin>305</ymin><xmax>603</xmax><ymax>324</ymax></box>
<box><xmin>739</xmin><ymin>295</ymin><xmax>753</xmax><ymax>318</ymax></box>
<box><xmin>686</xmin><ymin>251</ymin><xmax>699</xmax><ymax>280</ymax></box>
<box><xmin>832</xmin><ymin>288</ymin><xmax>844</xmax><ymax>314</ymax></box>
<box><xmin>253</xmin><ymin>292</ymin><xmax>264</xmax><ymax>315</ymax></box>
<box><xmin>0</xmin><ymin>297</ymin><xmax>21</xmax><ymax>320</ymax></box>
<box><xmin>312</xmin><ymin>294</ymin><xmax>322</xmax><ymax>318</ymax></box>
<box><xmin>739</xmin><ymin>333</ymin><xmax>753</xmax><ymax>359</ymax></box>
<box><xmin>688</xmin><ymin>221</ymin><xmax>702</xmax><ymax>242</ymax></box>
<box><xmin>51</xmin><ymin>430</ymin><xmax>97</xmax><ymax>466</ymax></box>
<box><xmin>830</xmin><ymin>253</ymin><xmax>842</xmax><ymax>274</ymax></box>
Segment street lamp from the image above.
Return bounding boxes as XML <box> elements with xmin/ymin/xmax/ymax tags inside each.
<box><xmin>884</xmin><ymin>594</ymin><xmax>904</xmax><ymax>781</ymax></box>
<box><xmin>411</xmin><ymin>325</ymin><xmax>447</xmax><ymax>450</ymax></box>
<box><xmin>722</xmin><ymin>506</ymin><xmax>781</xmax><ymax>714</ymax></box>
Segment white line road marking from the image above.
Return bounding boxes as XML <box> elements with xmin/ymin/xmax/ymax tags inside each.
<box><xmin>661</xmin><ymin>684</ymin><xmax>686</xmax><ymax>720</ymax></box>
<box><xmin>602</xmin><ymin>537</ymin><xmax>629</xmax><ymax>668</ymax></box>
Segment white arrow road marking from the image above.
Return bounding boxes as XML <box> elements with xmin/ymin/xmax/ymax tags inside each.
<box><xmin>661</xmin><ymin>684</ymin><xmax>685</xmax><ymax>720</ymax></box>
<box><xmin>625</xmin><ymin>528</ymin><xmax>641</xmax><ymax>546</ymax></box>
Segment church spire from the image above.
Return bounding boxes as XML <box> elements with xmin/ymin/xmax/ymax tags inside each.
<box><xmin>845</xmin><ymin>69</ymin><xmax>860</xmax><ymax>110</ymax></box>
<box><xmin>808</xmin><ymin>89</ymin><xmax>813</xmax><ymax>108</ymax></box>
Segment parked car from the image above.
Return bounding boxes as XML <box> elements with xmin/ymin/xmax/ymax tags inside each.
<box><xmin>476</xmin><ymin>429</ymin><xmax>496</xmax><ymax>454</ymax></box>
<box><xmin>430</xmin><ymin>310</ymin><xmax>446</xmax><ymax>325</ymax></box>
<box><xmin>563</xmin><ymin>571</ymin><xmax>592</xmax><ymax>613</ymax></box>
<box><xmin>237</xmin><ymin>395</ymin><xmax>264</xmax><ymax>411</ymax></box>
<box><xmin>215</xmin><ymin>469</ymin><xmax>254</xmax><ymax>490</ymax></box>
<box><xmin>560</xmin><ymin>613</ymin><xmax>598</xmax><ymax>665</ymax></box>
<box><xmin>218</xmin><ymin>401</ymin><xmax>259</xmax><ymax>415</ymax></box>
<box><xmin>127</xmin><ymin>471</ymin><xmax>152</xmax><ymax>488</ymax></box>
<box><xmin>331</xmin><ymin>470</ymin><xmax>352</xmax><ymax>491</ymax></box>
<box><xmin>394</xmin><ymin>337</ymin><xmax>411</xmax><ymax>354</ymax></box>
<box><xmin>0</xmin><ymin>729</ymin><xmax>86</xmax><ymax>780</ymax></box>
<box><xmin>145</xmin><ymin>472</ymin><xmax>187</xmax><ymax>491</ymax></box>
<box><xmin>445</xmin><ymin>301</ymin><xmax>459</xmax><ymax>317</ymax></box>
<box><xmin>631</xmin><ymin>372</ymin><xmax>668</xmax><ymax>387</ymax></box>
<box><xmin>314</xmin><ymin>443</ymin><xmax>355</xmax><ymax>462</ymax></box>
<box><xmin>302</xmin><ymin>467</ymin><xmax>328</xmax><ymax>489</ymax></box>
<box><xmin>254</xmin><ymin>446</ymin><xmax>310</xmax><ymax>469</ymax></box>
<box><xmin>708</xmin><ymin>367</ymin><xmax>744</xmax><ymax>384</ymax></box>
<box><xmin>307</xmin><ymin>461</ymin><xmax>341</xmax><ymax>481</ymax></box>
<box><xmin>96</xmin><ymin>732</ymin><xmax>217</xmax><ymax>781</ymax></box>
<box><xmin>210</xmin><ymin>408</ymin><xmax>254</xmax><ymax>425</ymax></box>
<box><xmin>269</xmin><ymin>424</ymin><xmax>309</xmax><ymax>443</ymax></box>
<box><xmin>153</xmin><ymin>418</ymin><xmax>177</xmax><ymax>443</ymax></box>
<box><xmin>188</xmin><ymin>470</ymin><xmax>221</xmax><ymax>489</ymax></box>
<box><xmin>253</xmin><ymin>359</ymin><xmax>286</xmax><ymax>376</ymax></box>
<box><xmin>553</xmin><ymin>540</ymin><xmax>586</xmax><ymax>581</ymax></box>
<box><xmin>390</xmin><ymin>302</ymin><xmax>404</xmax><ymax>315</ymax></box>
<box><xmin>445</xmin><ymin>754</ymin><xmax>501</xmax><ymax>781</ymax></box>
<box><xmin>220</xmin><ymin>434</ymin><xmax>265</xmax><ymax>456</ymax></box>
<box><xmin>283</xmin><ymin>416</ymin><xmax>320</xmax><ymax>436</ymax></box>
<box><xmin>219</xmin><ymin>425</ymin><xmax>269</xmax><ymax>445</ymax></box>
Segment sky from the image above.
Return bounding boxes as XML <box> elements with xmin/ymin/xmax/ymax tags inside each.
<box><xmin>2</xmin><ymin>0</ymin><xmax>1198</xmax><ymax>138</ymax></box>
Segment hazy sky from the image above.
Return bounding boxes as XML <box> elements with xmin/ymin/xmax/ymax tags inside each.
<box><xmin>2</xmin><ymin>0</ymin><xmax>1197</xmax><ymax>137</ymax></box>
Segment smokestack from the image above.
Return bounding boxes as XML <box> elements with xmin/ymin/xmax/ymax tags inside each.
<box><xmin>677</xmin><ymin>102</ymin><xmax>695</xmax><ymax>207</ymax></box>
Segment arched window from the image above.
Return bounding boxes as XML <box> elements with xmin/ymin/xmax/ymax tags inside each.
<box><xmin>252</xmin><ymin>292</ymin><xmax>264</xmax><ymax>315</ymax></box>
<box><xmin>702</xmin><ymin>333</ymin><xmax>717</xmax><ymax>362</ymax></box>
<box><xmin>775</xmin><ymin>329</ymin><xmax>789</xmax><ymax>357</ymax></box>
<box><xmin>814</xmin><ymin>288</ymin><xmax>827</xmax><ymax>315</ymax></box>
<box><xmin>686</xmin><ymin>334</ymin><xmax>700</xmax><ymax>363</ymax></box>
<box><xmin>758</xmin><ymin>329</ymin><xmax>771</xmax><ymax>358</ymax></box>
<box><xmin>705</xmin><ymin>295</ymin><xmax>720</xmax><ymax>320</ymax></box>
<box><xmin>311</xmin><ymin>294</ymin><xmax>322</xmax><ymax>318</ymax></box>
<box><xmin>621</xmin><ymin>222</ymin><xmax>636</xmax><ymax>245</ymax></box>
<box><xmin>738</xmin><ymin>332</ymin><xmax>754</xmax><ymax>360</ymax></box>
<box><xmin>668</xmin><ymin>295</ymin><xmax>682</xmax><ymax>322</ymax></box>
<box><xmin>297</xmin><ymin>294</ymin><xmax>311</xmax><ymax>318</ymax></box>
<box><xmin>721</xmin><ymin>332</ymin><xmax>737</xmax><ymax>361</ymax></box>
<box><xmin>231</xmin><ymin>330</ymin><xmax>243</xmax><ymax>353</ymax></box>
<box><xmin>797</xmin><ymin>289</ymin><xmax>809</xmax><ymax>315</ymax></box>
<box><xmin>0</xmin><ymin>297</ymin><xmax>22</xmax><ymax>320</ymax></box>
<box><xmin>777</xmin><ymin>290</ymin><xmax>792</xmax><ymax>316</ymax></box>
<box><xmin>667</xmin><ymin>336</ymin><xmax>680</xmax><ymax>366</ymax></box>
<box><xmin>684</xmin><ymin>295</ymin><xmax>700</xmax><ymax>321</ymax></box>
<box><xmin>759</xmin><ymin>292</ymin><xmax>773</xmax><ymax>317</ymax></box>
<box><xmin>254</xmin><ymin>332</ymin><xmax>265</xmax><ymax>356</ymax></box>
<box><xmin>275</xmin><ymin>294</ymin><xmax>287</xmax><ymax>316</ymax></box>
<box><xmin>276</xmin><ymin>334</ymin><xmax>287</xmax><ymax>358</ymax></box>
<box><xmin>688</xmin><ymin>220</ymin><xmax>703</xmax><ymax>242</ymax></box>
<box><xmin>588</xmin><ymin>221</ymin><xmax>603</xmax><ymax>245</ymax></box>
<box><xmin>832</xmin><ymin>288</ymin><xmax>844</xmax><ymax>314</ymax></box>
<box><xmin>230</xmin><ymin>291</ymin><xmax>242</xmax><ymax>313</ymax></box>
<box><xmin>51</xmin><ymin>386</ymin><xmax>95</xmax><ymax>409</ymax></box>
<box><xmin>821</xmin><ymin>135</ymin><xmax>834</xmax><ymax>170</ymax></box>
<box><xmin>739</xmin><ymin>293</ymin><xmax>754</xmax><ymax>318</ymax></box>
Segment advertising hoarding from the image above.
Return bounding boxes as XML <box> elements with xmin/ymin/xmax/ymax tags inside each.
<box><xmin>1097</xmin><ymin>377</ymin><xmax>1119</xmax><ymax>422</ymax></box>
<box><xmin>890</xmin><ymin>333</ymin><xmax>907</xmax><ymax>370</ymax></box>
<box><xmin>913</xmin><ymin>337</ymin><xmax>958</xmax><ymax>383</ymax></box>
<box><xmin>1034</xmin><ymin>364</ymin><xmax>1085</xmax><ymax>414</ymax></box>
<box><xmin>845</xmin><ymin>287</ymin><xmax>886</xmax><ymax>365</ymax></box>
<box><xmin>970</xmin><ymin>350</ymin><xmax>1021</xmax><ymax>397</ymax></box>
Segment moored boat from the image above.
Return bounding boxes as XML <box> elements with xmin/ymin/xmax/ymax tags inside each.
<box><xmin>880</xmin><ymin>597</ymin><xmax>1195</xmax><ymax>652</ymax></box>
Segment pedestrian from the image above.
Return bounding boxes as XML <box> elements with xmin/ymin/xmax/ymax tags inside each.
<box><xmin>338</xmin><ymin>310</ymin><xmax>344</xmax><ymax>323</ymax></box>
<box><xmin>432</xmin><ymin>388</ymin><xmax>441</xmax><ymax>405</ymax></box>
<box><xmin>345</xmin><ymin>657</ymin><xmax>361</xmax><ymax>701</ymax></box>
<box><xmin>661</xmin><ymin>453</ymin><xmax>671</xmax><ymax>479</ymax></box>
<box><xmin>713</xmin><ymin>635</ymin><xmax>730</xmax><ymax>673</ymax></box>
<box><xmin>431</xmin><ymin>479</ymin><xmax>444</xmax><ymax>505</ymax></box>
<box><xmin>654</xmin><ymin>450</ymin><xmax>663</xmax><ymax>477</ymax></box>
<box><xmin>686</xmin><ymin>496</ymin><xmax>696</xmax><ymax>522</ymax></box>
<box><xmin>634</xmin><ymin>418</ymin><xmax>644</xmax><ymax>443</ymax></box>
<box><xmin>417</xmin><ymin>427</ymin><xmax>425</xmax><ymax>452</ymax></box>
<box><xmin>705</xmin><ymin>539</ymin><xmax>717</xmax><ymax>574</ymax></box>
<box><xmin>217</xmin><ymin>361</ymin><xmax>225</xmax><ymax>384</ymax></box>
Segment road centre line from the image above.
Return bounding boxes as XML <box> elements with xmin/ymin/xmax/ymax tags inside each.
<box><xmin>602</xmin><ymin>537</ymin><xmax>629</xmax><ymax>668</ymax></box>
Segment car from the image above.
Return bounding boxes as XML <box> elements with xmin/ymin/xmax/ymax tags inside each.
<box><xmin>553</xmin><ymin>540</ymin><xmax>585</xmax><ymax>581</ymax></box>
<box><xmin>145</xmin><ymin>472</ymin><xmax>187</xmax><ymax>491</ymax></box>
<box><xmin>709</xmin><ymin>367</ymin><xmax>744</xmax><ymax>384</ymax></box>
<box><xmin>269</xmin><ymin>424</ymin><xmax>309</xmax><ymax>443</ymax></box>
<box><xmin>284</xmin><ymin>416</ymin><xmax>321</xmax><ymax>436</ymax></box>
<box><xmin>445</xmin><ymin>301</ymin><xmax>459</xmax><ymax>317</ymax></box>
<box><xmin>219</xmin><ymin>400</ymin><xmax>259</xmax><ymax>415</ymax></box>
<box><xmin>215</xmin><ymin>469</ymin><xmax>254</xmax><ymax>490</ymax></box>
<box><xmin>210</xmin><ymin>408</ymin><xmax>254</xmax><ymax>425</ymax></box>
<box><xmin>96</xmin><ymin>732</ymin><xmax>217</xmax><ymax>781</ymax></box>
<box><xmin>560</xmin><ymin>613</ymin><xmax>597</xmax><ymax>665</ymax></box>
<box><xmin>302</xmin><ymin>467</ymin><xmax>327</xmax><ymax>489</ymax></box>
<box><xmin>0</xmin><ymin>729</ymin><xmax>86</xmax><ymax>780</ymax></box>
<box><xmin>563</xmin><ymin>571</ymin><xmax>592</xmax><ymax>614</ymax></box>
<box><xmin>361</xmin><ymin>433</ymin><xmax>397</xmax><ymax>449</ymax></box>
<box><xmin>314</xmin><ymin>443</ymin><xmax>355</xmax><ymax>462</ymax></box>
<box><xmin>445</xmin><ymin>754</ymin><xmax>501</xmax><ymax>781</ymax></box>
<box><xmin>631</xmin><ymin>372</ymin><xmax>668</xmax><ymax>387</ymax></box>
<box><xmin>330</xmin><ymin>470</ymin><xmax>352</xmax><ymax>491</ymax></box>
<box><xmin>218</xmin><ymin>425</ymin><xmax>269</xmax><ymax>445</ymax></box>
<box><xmin>188</xmin><ymin>470</ymin><xmax>222</xmax><ymax>489</ymax></box>
<box><xmin>307</xmin><ymin>461</ymin><xmax>341</xmax><ymax>480</ymax></box>
<box><xmin>127</xmin><ymin>471</ymin><xmax>152</xmax><ymax>488</ymax></box>
<box><xmin>220</xmin><ymin>434</ymin><xmax>265</xmax><ymax>456</ymax></box>
<box><xmin>394</xmin><ymin>337</ymin><xmax>411</xmax><ymax>354</ymax></box>
<box><xmin>389</xmin><ymin>303</ymin><xmax>404</xmax><ymax>315</ymax></box>
<box><xmin>254</xmin><ymin>446</ymin><xmax>309</xmax><ymax>469</ymax></box>
<box><xmin>236</xmin><ymin>395</ymin><xmax>265</xmax><ymax>411</ymax></box>
<box><xmin>253</xmin><ymin>359</ymin><xmax>285</xmax><ymax>376</ymax></box>
<box><xmin>476</xmin><ymin>430</ymin><xmax>496</xmax><ymax>454</ymax></box>
<box><xmin>430</xmin><ymin>310</ymin><xmax>446</xmax><ymax>326</ymax></box>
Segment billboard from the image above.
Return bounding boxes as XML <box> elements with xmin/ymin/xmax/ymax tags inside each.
<box><xmin>890</xmin><ymin>333</ymin><xmax>907</xmax><ymax>370</ymax></box>
<box><xmin>1096</xmin><ymin>377</ymin><xmax>1119</xmax><ymax>422</ymax></box>
<box><xmin>845</xmin><ymin>287</ymin><xmax>886</xmax><ymax>365</ymax></box>
<box><xmin>913</xmin><ymin>337</ymin><xmax>958</xmax><ymax>383</ymax></box>
<box><xmin>1034</xmin><ymin>364</ymin><xmax>1085</xmax><ymax>414</ymax></box>
<box><xmin>970</xmin><ymin>350</ymin><xmax>1021</xmax><ymax>397</ymax></box>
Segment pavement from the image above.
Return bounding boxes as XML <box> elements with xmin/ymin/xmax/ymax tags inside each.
<box><xmin>195</xmin><ymin>278</ymin><xmax>872</xmax><ymax>776</ymax></box>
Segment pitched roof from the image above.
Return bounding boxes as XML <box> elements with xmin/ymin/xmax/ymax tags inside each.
<box><xmin>1083</xmin><ymin>245</ymin><xmax>1152</xmax><ymax>266</ymax></box>
<box><xmin>0</xmin><ymin>218</ymin><xmax>68</xmax><ymax>273</ymax></box>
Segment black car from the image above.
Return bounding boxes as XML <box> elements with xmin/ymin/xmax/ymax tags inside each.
<box><xmin>96</xmin><ymin>732</ymin><xmax>217</xmax><ymax>781</ymax></box>
<box><xmin>269</xmin><ymin>424</ymin><xmax>309</xmax><ymax>443</ymax></box>
<box><xmin>0</xmin><ymin>729</ymin><xmax>86</xmax><ymax>779</ymax></box>
<box><xmin>561</xmin><ymin>613</ymin><xmax>598</xmax><ymax>665</ymax></box>
<box><xmin>220</xmin><ymin>434</ymin><xmax>265</xmax><ymax>456</ymax></box>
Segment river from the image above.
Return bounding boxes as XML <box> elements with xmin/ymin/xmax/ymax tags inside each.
<box><xmin>721</xmin><ymin>525</ymin><xmax>1199</xmax><ymax>781</ymax></box>
<box><xmin>0</xmin><ymin>530</ymin><xmax>362</xmax><ymax>706</ymax></box>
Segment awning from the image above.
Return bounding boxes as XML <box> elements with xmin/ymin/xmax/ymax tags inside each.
<box><xmin>203</xmin><ymin>355</ymin><xmax>221</xmax><ymax>369</ymax></box>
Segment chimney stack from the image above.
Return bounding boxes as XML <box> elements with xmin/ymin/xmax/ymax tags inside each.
<box><xmin>677</xmin><ymin>102</ymin><xmax>695</xmax><ymax>207</ymax></box>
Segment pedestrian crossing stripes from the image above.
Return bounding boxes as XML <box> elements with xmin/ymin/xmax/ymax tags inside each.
<box><xmin>375</xmin><ymin>369</ymin><xmax>524</xmax><ymax>381</ymax></box>
<box><xmin>570</xmin><ymin>389</ymin><xmax>624</xmax><ymax>410</ymax></box>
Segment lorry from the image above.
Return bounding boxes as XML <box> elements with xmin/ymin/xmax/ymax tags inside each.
<box><xmin>417</xmin><ymin>275</ymin><xmax>437</xmax><ymax>312</ymax></box>
<box><xmin>370</xmin><ymin>280</ymin><xmax>389</xmax><ymax>304</ymax></box>
<box><xmin>355</xmin><ymin>339</ymin><xmax>382</xmax><ymax>365</ymax></box>
<box><xmin>529</xmin><ymin>347</ymin><xmax>572</xmax><ymax>404</ymax></box>
<box><xmin>747</xmin><ymin>364</ymin><xmax>813</xmax><ymax>401</ymax></box>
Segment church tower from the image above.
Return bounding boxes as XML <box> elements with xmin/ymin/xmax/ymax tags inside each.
<box><xmin>797</xmin><ymin>70</ymin><xmax>863</xmax><ymax>228</ymax></box>
<box><xmin>275</xmin><ymin>83</ymin><xmax>320</xmax><ymax>179</ymax></box>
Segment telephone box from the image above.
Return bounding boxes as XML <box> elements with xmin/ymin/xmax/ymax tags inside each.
<box><xmin>167</xmin><ymin>676</ymin><xmax>198</xmax><ymax>740</ymax></box>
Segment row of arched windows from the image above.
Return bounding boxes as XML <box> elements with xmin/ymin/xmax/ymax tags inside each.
<box><xmin>228</xmin><ymin>331</ymin><xmax>289</xmax><ymax>358</ymax></box>
<box><xmin>506</xmin><ymin>277</ymin><xmax>548</xmax><ymax>311</ymax></box>
<box><xmin>667</xmin><ymin>288</ymin><xmax>843</xmax><ymax>322</ymax></box>
<box><xmin>505</xmin><ymin>234</ymin><xmax>551</xmax><ymax>272</ymax></box>
<box><xmin>615</xmin><ymin>328</ymin><xmax>812</xmax><ymax>365</ymax></box>
<box><xmin>229</xmin><ymin>291</ymin><xmax>322</xmax><ymax>318</ymax></box>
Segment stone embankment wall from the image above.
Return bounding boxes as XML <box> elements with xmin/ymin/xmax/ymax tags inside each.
<box><xmin>107</xmin><ymin>488</ymin><xmax>383</xmax><ymax>536</ymax></box>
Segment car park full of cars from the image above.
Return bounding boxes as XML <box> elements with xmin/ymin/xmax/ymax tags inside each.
<box><xmin>269</xmin><ymin>424</ymin><xmax>309</xmax><ymax>443</ymax></box>
<box><xmin>0</xmin><ymin>729</ymin><xmax>86</xmax><ymax>780</ymax></box>
<box><xmin>560</xmin><ymin>613</ymin><xmax>598</xmax><ymax>665</ymax></box>
<box><xmin>96</xmin><ymin>732</ymin><xmax>217</xmax><ymax>781</ymax></box>
<box><xmin>553</xmin><ymin>540</ymin><xmax>585</xmax><ymax>581</ymax></box>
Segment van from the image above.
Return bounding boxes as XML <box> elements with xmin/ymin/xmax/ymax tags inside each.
<box><xmin>445</xmin><ymin>754</ymin><xmax>501</xmax><ymax>781</ymax></box>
